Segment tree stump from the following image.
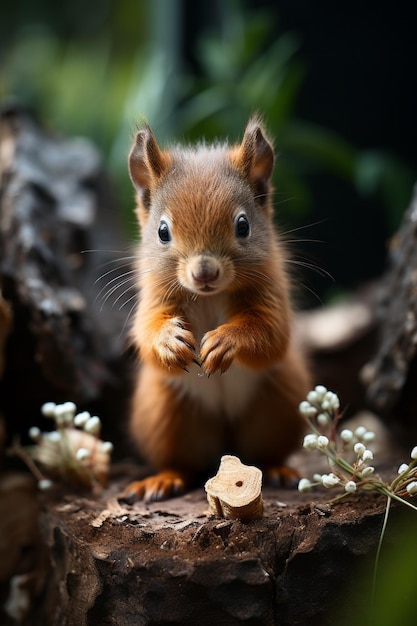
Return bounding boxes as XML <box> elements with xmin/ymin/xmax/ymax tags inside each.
<box><xmin>33</xmin><ymin>463</ymin><xmax>401</xmax><ymax>626</ymax></box>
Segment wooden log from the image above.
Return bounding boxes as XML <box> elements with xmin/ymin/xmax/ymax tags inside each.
<box><xmin>204</xmin><ymin>455</ymin><xmax>264</xmax><ymax>521</ymax></box>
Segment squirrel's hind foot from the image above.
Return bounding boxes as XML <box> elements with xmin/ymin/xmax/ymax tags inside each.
<box><xmin>120</xmin><ymin>470</ymin><xmax>188</xmax><ymax>503</ymax></box>
<box><xmin>264</xmin><ymin>465</ymin><xmax>300</xmax><ymax>489</ymax></box>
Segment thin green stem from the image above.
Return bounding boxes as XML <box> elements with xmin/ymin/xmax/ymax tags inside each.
<box><xmin>9</xmin><ymin>440</ymin><xmax>45</xmax><ymax>482</ymax></box>
<box><xmin>390</xmin><ymin>459</ymin><xmax>417</xmax><ymax>491</ymax></box>
<box><xmin>306</xmin><ymin>416</ymin><xmax>358</xmax><ymax>478</ymax></box>
<box><xmin>306</xmin><ymin>417</ymin><xmax>323</xmax><ymax>437</ymax></box>
<box><xmin>331</xmin><ymin>453</ymin><xmax>356</xmax><ymax>477</ymax></box>
<box><xmin>382</xmin><ymin>490</ymin><xmax>417</xmax><ymax>512</ymax></box>
<box><xmin>372</xmin><ymin>495</ymin><xmax>391</xmax><ymax>606</ymax></box>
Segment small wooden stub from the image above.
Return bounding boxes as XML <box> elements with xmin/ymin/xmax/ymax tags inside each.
<box><xmin>204</xmin><ymin>455</ymin><xmax>264</xmax><ymax>521</ymax></box>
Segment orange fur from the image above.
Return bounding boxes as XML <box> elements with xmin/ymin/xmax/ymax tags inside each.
<box><xmin>123</xmin><ymin>116</ymin><xmax>311</xmax><ymax>502</ymax></box>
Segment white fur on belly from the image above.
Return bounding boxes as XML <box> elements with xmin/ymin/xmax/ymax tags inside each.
<box><xmin>168</xmin><ymin>295</ymin><xmax>264</xmax><ymax>418</ymax></box>
<box><xmin>169</xmin><ymin>361</ymin><xmax>263</xmax><ymax>418</ymax></box>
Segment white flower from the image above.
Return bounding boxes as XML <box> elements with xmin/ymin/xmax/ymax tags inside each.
<box><xmin>84</xmin><ymin>416</ymin><xmax>101</xmax><ymax>436</ymax></box>
<box><xmin>361</xmin><ymin>466</ymin><xmax>375</xmax><ymax>476</ymax></box>
<box><xmin>45</xmin><ymin>431</ymin><xmax>61</xmax><ymax>442</ymax></box>
<box><xmin>340</xmin><ymin>429</ymin><xmax>353</xmax><ymax>443</ymax></box>
<box><xmin>398</xmin><ymin>463</ymin><xmax>409</xmax><ymax>474</ymax></box>
<box><xmin>314</xmin><ymin>385</ymin><xmax>328</xmax><ymax>399</ymax></box>
<box><xmin>307</xmin><ymin>390</ymin><xmax>320</xmax><ymax>404</ymax></box>
<box><xmin>345</xmin><ymin>481</ymin><xmax>357</xmax><ymax>493</ymax></box>
<box><xmin>354</xmin><ymin>426</ymin><xmax>366</xmax><ymax>438</ymax></box>
<box><xmin>303</xmin><ymin>434</ymin><xmax>318</xmax><ymax>450</ymax></box>
<box><xmin>362</xmin><ymin>449</ymin><xmax>374</xmax><ymax>462</ymax></box>
<box><xmin>411</xmin><ymin>446</ymin><xmax>417</xmax><ymax>460</ymax></box>
<box><xmin>330</xmin><ymin>393</ymin><xmax>340</xmax><ymax>409</ymax></box>
<box><xmin>317</xmin><ymin>435</ymin><xmax>330</xmax><ymax>449</ymax></box>
<box><xmin>100</xmin><ymin>441</ymin><xmax>114</xmax><ymax>454</ymax></box>
<box><xmin>299</xmin><ymin>401</ymin><xmax>317</xmax><ymax>418</ymax></box>
<box><xmin>62</xmin><ymin>401</ymin><xmax>76</xmax><ymax>413</ymax></box>
<box><xmin>28</xmin><ymin>426</ymin><xmax>42</xmax><ymax>441</ymax></box>
<box><xmin>317</xmin><ymin>413</ymin><xmax>330</xmax><ymax>426</ymax></box>
<box><xmin>322</xmin><ymin>473</ymin><xmax>340</xmax><ymax>488</ymax></box>
<box><xmin>323</xmin><ymin>391</ymin><xmax>340</xmax><ymax>410</ymax></box>
<box><xmin>38</xmin><ymin>479</ymin><xmax>53</xmax><ymax>490</ymax></box>
<box><xmin>74</xmin><ymin>411</ymin><xmax>91</xmax><ymax>428</ymax></box>
<box><xmin>41</xmin><ymin>402</ymin><xmax>57</xmax><ymax>418</ymax></box>
<box><xmin>75</xmin><ymin>447</ymin><xmax>91</xmax><ymax>461</ymax></box>
<box><xmin>354</xmin><ymin>442</ymin><xmax>366</xmax><ymax>457</ymax></box>
<box><xmin>406</xmin><ymin>481</ymin><xmax>417</xmax><ymax>495</ymax></box>
<box><xmin>313</xmin><ymin>473</ymin><xmax>323</xmax><ymax>482</ymax></box>
<box><xmin>362</xmin><ymin>431</ymin><xmax>376</xmax><ymax>443</ymax></box>
<box><xmin>53</xmin><ymin>405</ymin><xmax>67</xmax><ymax>425</ymax></box>
<box><xmin>60</xmin><ymin>402</ymin><xmax>77</xmax><ymax>424</ymax></box>
<box><xmin>298</xmin><ymin>478</ymin><xmax>312</xmax><ymax>492</ymax></box>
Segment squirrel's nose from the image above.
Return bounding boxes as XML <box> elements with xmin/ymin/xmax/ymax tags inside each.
<box><xmin>190</xmin><ymin>255</ymin><xmax>221</xmax><ymax>285</ymax></box>
<box><xmin>192</xmin><ymin>263</ymin><xmax>219</xmax><ymax>284</ymax></box>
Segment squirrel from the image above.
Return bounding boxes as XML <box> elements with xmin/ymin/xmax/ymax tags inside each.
<box><xmin>123</xmin><ymin>115</ymin><xmax>311</xmax><ymax>502</ymax></box>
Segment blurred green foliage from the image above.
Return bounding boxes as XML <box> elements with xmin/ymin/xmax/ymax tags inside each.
<box><xmin>336</xmin><ymin>510</ymin><xmax>417</xmax><ymax>626</ymax></box>
<box><xmin>0</xmin><ymin>0</ymin><xmax>415</xmax><ymax>236</ymax></box>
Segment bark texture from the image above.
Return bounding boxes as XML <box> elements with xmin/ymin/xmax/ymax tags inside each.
<box><xmin>0</xmin><ymin>106</ymin><xmax>132</xmax><ymax>445</ymax></box>
<box><xmin>35</xmin><ymin>471</ymin><xmax>392</xmax><ymax>626</ymax></box>
<box><xmin>362</xmin><ymin>184</ymin><xmax>417</xmax><ymax>443</ymax></box>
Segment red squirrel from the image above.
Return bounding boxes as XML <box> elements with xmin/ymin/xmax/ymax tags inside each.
<box><xmin>123</xmin><ymin>116</ymin><xmax>311</xmax><ymax>502</ymax></box>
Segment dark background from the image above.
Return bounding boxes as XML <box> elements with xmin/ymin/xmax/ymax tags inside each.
<box><xmin>279</xmin><ymin>0</ymin><xmax>417</xmax><ymax>298</ymax></box>
<box><xmin>182</xmin><ymin>0</ymin><xmax>417</xmax><ymax>164</ymax></box>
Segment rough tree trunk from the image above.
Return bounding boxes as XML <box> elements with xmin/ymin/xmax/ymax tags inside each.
<box><xmin>0</xmin><ymin>105</ymin><xmax>133</xmax><ymax>444</ymax></box>
<box><xmin>1</xmin><ymin>109</ymin><xmax>416</xmax><ymax>625</ymax></box>
<box><xmin>362</xmin><ymin>184</ymin><xmax>417</xmax><ymax>444</ymax></box>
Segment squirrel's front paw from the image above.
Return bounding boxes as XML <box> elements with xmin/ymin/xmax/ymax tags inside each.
<box><xmin>200</xmin><ymin>326</ymin><xmax>236</xmax><ymax>375</ymax></box>
<box><xmin>154</xmin><ymin>317</ymin><xmax>197</xmax><ymax>371</ymax></box>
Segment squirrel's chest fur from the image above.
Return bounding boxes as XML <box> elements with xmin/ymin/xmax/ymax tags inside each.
<box><xmin>167</xmin><ymin>295</ymin><xmax>265</xmax><ymax>418</ymax></box>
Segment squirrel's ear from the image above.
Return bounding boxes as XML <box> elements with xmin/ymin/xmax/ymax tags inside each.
<box><xmin>128</xmin><ymin>124</ymin><xmax>170</xmax><ymax>206</ymax></box>
<box><xmin>230</xmin><ymin>116</ymin><xmax>274</xmax><ymax>201</ymax></box>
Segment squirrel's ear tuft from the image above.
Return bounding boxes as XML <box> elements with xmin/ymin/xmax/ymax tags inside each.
<box><xmin>230</xmin><ymin>116</ymin><xmax>274</xmax><ymax>200</ymax></box>
<box><xmin>128</xmin><ymin>124</ymin><xmax>171</xmax><ymax>206</ymax></box>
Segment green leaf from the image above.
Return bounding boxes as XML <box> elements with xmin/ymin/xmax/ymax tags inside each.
<box><xmin>278</xmin><ymin>121</ymin><xmax>357</xmax><ymax>180</ymax></box>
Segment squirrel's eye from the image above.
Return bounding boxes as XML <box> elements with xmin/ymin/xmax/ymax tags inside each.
<box><xmin>235</xmin><ymin>213</ymin><xmax>250</xmax><ymax>238</ymax></box>
<box><xmin>158</xmin><ymin>220</ymin><xmax>171</xmax><ymax>243</ymax></box>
